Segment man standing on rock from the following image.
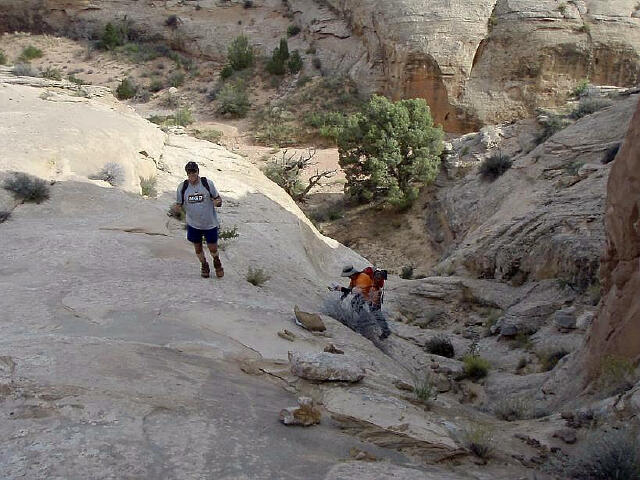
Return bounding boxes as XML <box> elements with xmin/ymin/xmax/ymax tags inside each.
<box><xmin>173</xmin><ymin>161</ymin><xmax>224</xmax><ymax>278</ymax></box>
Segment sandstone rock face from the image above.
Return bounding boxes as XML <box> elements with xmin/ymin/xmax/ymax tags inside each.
<box><xmin>289</xmin><ymin>351</ymin><xmax>365</xmax><ymax>382</ymax></box>
<box><xmin>297</xmin><ymin>0</ymin><xmax>640</xmax><ymax>131</ymax></box>
<box><xmin>2</xmin><ymin>0</ymin><xmax>638</xmax><ymax>131</ymax></box>
<box><xmin>584</xmin><ymin>97</ymin><xmax>640</xmax><ymax>374</ymax></box>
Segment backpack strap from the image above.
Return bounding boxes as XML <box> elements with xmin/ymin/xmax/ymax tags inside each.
<box><xmin>200</xmin><ymin>176</ymin><xmax>214</xmax><ymax>198</ymax></box>
<box><xmin>180</xmin><ymin>179</ymin><xmax>189</xmax><ymax>205</ymax></box>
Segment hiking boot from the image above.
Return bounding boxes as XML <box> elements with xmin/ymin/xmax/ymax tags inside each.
<box><xmin>201</xmin><ymin>261</ymin><xmax>210</xmax><ymax>278</ymax></box>
<box><xmin>213</xmin><ymin>256</ymin><xmax>224</xmax><ymax>278</ymax></box>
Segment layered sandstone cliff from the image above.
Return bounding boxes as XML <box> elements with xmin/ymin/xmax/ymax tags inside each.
<box><xmin>584</xmin><ymin>97</ymin><xmax>640</xmax><ymax>373</ymax></box>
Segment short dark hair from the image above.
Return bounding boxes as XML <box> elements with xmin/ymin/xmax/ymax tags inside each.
<box><xmin>185</xmin><ymin>161</ymin><xmax>198</xmax><ymax>173</ymax></box>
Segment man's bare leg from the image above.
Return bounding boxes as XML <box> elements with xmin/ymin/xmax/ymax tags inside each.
<box><xmin>207</xmin><ymin>243</ymin><xmax>224</xmax><ymax>278</ymax></box>
<box><xmin>194</xmin><ymin>242</ymin><xmax>210</xmax><ymax>277</ymax></box>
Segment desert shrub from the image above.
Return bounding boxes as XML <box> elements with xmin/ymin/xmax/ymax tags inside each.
<box><xmin>216</xmin><ymin>80</ymin><xmax>250</xmax><ymax>116</ymax></box>
<box><xmin>571</xmin><ymin>79</ymin><xmax>589</xmax><ymax>97</ymax></box>
<box><xmin>288</xmin><ymin>50</ymin><xmax>303</xmax><ymax>74</ymax></box>
<box><xmin>173</xmin><ymin>107</ymin><xmax>194</xmax><ymax>126</ymax></box>
<box><xmin>287</xmin><ymin>24</ymin><xmax>301</xmax><ymax>37</ymax></box>
<box><xmin>536</xmin><ymin>113</ymin><xmax>568</xmax><ymax>144</ymax></box>
<box><xmin>539</xmin><ymin>349</ymin><xmax>569</xmax><ymax>371</ymax></box>
<box><xmin>602</xmin><ymin>144</ymin><xmax>620</xmax><ymax>164</ymax></box>
<box><xmin>161</xmin><ymin>90</ymin><xmax>180</xmax><ymax>108</ymax></box>
<box><xmin>597</xmin><ymin>355</ymin><xmax>636</xmax><ymax>395</ymax></box>
<box><xmin>115</xmin><ymin>77</ymin><xmax>137</xmax><ymax>99</ymax></box>
<box><xmin>462</xmin><ymin>355</ymin><xmax>490</xmax><ymax>380</ymax></box>
<box><xmin>266</xmin><ymin>38</ymin><xmax>290</xmax><ymax>75</ymax></box>
<box><xmin>12</xmin><ymin>63</ymin><xmax>39</xmax><ymax>77</ymax></box>
<box><xmin>149</xmin><ymin>78</ymin><xmax>164</xmax><ymax>92</ymax></box>
<box><xmin>3</xmin><ymin>173</ymin><xmax>50</xmax><ymax>203</ymax></box>
<box><xmin>566</xmin><ymin>429</ymin><xmax>640</xmax><ymax>479</ymax></box>
<box><xmin>0</xmin><ymin>50</ymin><xmax>6</xmax><ymax>65</ymax></box>
<box><xmin>165</xmin><ymin>14</ymin><xmax>181</xmax><ymax>29</ymax></box>
<box><xmin>426</xmin><ymin>335</ymin><xmax>455</xmax><ymax>358</ymax></box>
<box><xmin>100</xmin><ymin>22</ymin><xmax>125</xmax><ymax>50</ymax></box>
<box><xmin>19</xmin><ymin>45</ymin><xmax>43</xmax><ymax>61</ymax></box>
<box><xmin>247</xmin><ymin>266</ymin><xmax>270</xmax><ymax>286</ymax></box>
<box><xmin>219</xmin><ymin>225</ymin><xmax>239</xmax><ymax>240</ymax></box>
<box><xmin>139</xmin><ymin>176</ymin><xmax>157</xmax><ymax>197</ymax></box>
<box><xmin>321</xmin><ymin>295</ymin><xmax>390</xmax><ymax>346</ymax></box>
<box><xmin>312</xmin><ymin>56</ymin><xmax>321</xmax><ymax>69</ymax></box>
<box><xmin>192</xmin><ymin>128</ymin><xmax>223</xmax><ymax>143</ymax></box>
<box><xmin>512</xmin><ymin>332</ymin><xmax>533</xmax><ymax>350</ymax></box>
<box><xmin>243</xmin><ymin>0</ymin><xmax>253</xmax><ymax>7</ymax></box>
<box><xmin>338</xmin><ymin>95</ymin><xmax>443</xmax><ymax>206</ymax></box>
<box><xmin>68</xmin><ymin>74</ymin><xmax>87</xmax><ymax>85</ymax></box>
<box><xmin>400</xmin><ymin>265</ymin><xmax>414</xmax><ymax>280</ymax></box>
<box><xmin>571</xmin><ymin>97</ymin><xmax>614</xmax><ymax>119</ymax></box>
<box><xmin>91</xmin><ymin>162</ymin><xmax>125</xmax><ymax>186</ymax></box>
<box><xmin>493</xmin><ymin>396</ymin><xmax>532</xmax><ymax>421</ymax></box>
<box><xmin>167</xmin><ymin>205</ymin><xmax>185</xmax><ymax>221</ymax></box>
<box><xmin>483</xmin><ymin>308</ymin><xmax>502</xmax><ymax>335</ymax></box>
<box><xmin>479</xmin><ymin>153</ymin><xmax>512</xmax><ymax>181</ymax></box>
<box><xmin>227</xmin><ymin>35</ymin><xmax>254</xmax><ymax>71</ymax></box>
<box><xmin>168</xmin><ymin>71</ymin><xmax>185</xmax><ymax>87</ymax></box>
<box><xmin>413</xmin><ymin>372</ymin><xmax>437</xmax><ymax>406</ymax></box>
<box><xmin>220</xmin><ymin>64</ymin><xmax>234</xmax><ymax>80</ymax></box>
<box><xmin>462</xmin><ymin>424</ymin><xmax>494</xmax><ymax>459</ymax></box>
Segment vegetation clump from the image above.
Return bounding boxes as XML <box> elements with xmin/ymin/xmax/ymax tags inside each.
<box><xmin>115</xmin><ymin>77</ymin><xmax>137</xmax><ymax>100</ymax></box>
<box><xmin>426</xmin><ymin>335</ymin><xmax>455</xmax><ymax>358</ymax></box>
<box><xmin>479</xmin><ymin>153</ymin><xmax>512</xmax><ymax>181</ymax></box>
<box><xmin>566</xmin><ymin>429</ymin><xmax>640</xmax><ymax>479</ymax></box>
<box><xmin>462</xmin><ymin>424</ymin><xmax>494</xmax><ymax>459</ymax></box>
<box><xmin>216</xmin><ymin>80</ymin><xmax>250</xmax><ymax>117</ymax></box>
<box><xmin>247</xmin><ymin>266</ymin><xmax>270</xmax><ymax>286</ymax></box>
<box><xmin>338</xmin><ymin>95</ymin><xmax>443</xmax><ymax>208</ymax></box>
<box><xmin>19</xmin><ymin>45</ymin><xmax>43</xmax><ymax>61</ymax></box>
<box><xmin>462</xmin><ymin>354</ymin><xmax>490</xmax><ymax>380</ymax></box>
<box><xmin>139</xmin><ymin>176</ymin><xmax>157</xmax><ymax>197</ymax></box>
<box><xmin>90</xmin><ymin>162</ymin><xmax>125</xmax><ymax>186</ymax></box>
<box><xmin>413</xmin><ymin>372</ymin><xmax>437</xmax><ymax>406</ymax></box>
<box><xmin>3</xmin><ymin>173</ymin><xmax>50</xmax><ymax>203</ymax></box>
<box><xmin>227</xmin><ymin>35</ymin><xmax>254</xmax><ymax>72</ymax></box>
<box><xmin>571</xmin><ymin>97</ymin><xmax>614</xmax><ymax>119</ymax></box>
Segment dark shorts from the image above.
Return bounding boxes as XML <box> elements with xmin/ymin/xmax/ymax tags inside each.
<box><xmin>186</xmin><ymin>225</ymin><xmax>219</xmax><ymax>244</ymax></box>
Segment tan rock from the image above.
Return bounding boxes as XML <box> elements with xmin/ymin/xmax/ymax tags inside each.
<box><xmin>289</xmin><ymin>352</ymin><xmax>365</xmax><ymax>382</ymax></box>
<box><xmin>279</xmin><ymin>397</ymin><xmax>322</xmax><ymax>426</ymax></box>
<box><xmin>294</xmin><ymin>305</ymin><xmax>326</xmax><ymax>332</ymax></box>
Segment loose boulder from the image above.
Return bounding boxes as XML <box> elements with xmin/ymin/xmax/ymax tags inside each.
<box><xmin>289</xmin><ymin>352</ymin><xmax>365</xmax><ymax>382</ymax></box>
<box><xmin>279</xmin><ymin>396</ymin><xmax>322</xmax><ymax>426</ymax></box>
<box><xmin>294</xmin><ymin>306</ymin><xmax>326</xmax><ymax>332</ymax></box>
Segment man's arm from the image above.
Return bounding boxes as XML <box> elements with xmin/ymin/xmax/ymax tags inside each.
<box><xmin>207</xmin><ymin>179</ymin><xmax>222</xmax><ymax>207</ymax></box>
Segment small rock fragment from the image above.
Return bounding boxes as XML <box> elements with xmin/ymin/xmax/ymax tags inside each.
<box><xmin>349</xmin><ymin>447</ymin><xmax>377</xmax><ymax>462</ymax></box>
<box><xmin>277</xmin><ymin>329</ymin><xmax>296</xmax><ymax>342</ymax></box>
<box><xmin>279</xmin><ymin>396</ymin><xmax>321</xmax><ymax>426</ymax></box>
<box><xmin>324</xmin><ymin>344</ymin><xmax>344</xmax><ymax>354</ymax></box>
<box><xmin>294</xmin><ymin>306</ymin><xmax>326</xmax><ymax>332</ymax></box>
<box><xmin>289</xmin><ymin>351</ymin><xmax>365</xmax><ymax>382</ymax></box>
<box><xmin>553</xmin><ymin>428</ymin><xmax>577</xmax><ymax>444</ymax></box>
<box><xmin>393</xmin><ymin>379</ymin><xmax>414</xmax><ymax>392</ymax></box>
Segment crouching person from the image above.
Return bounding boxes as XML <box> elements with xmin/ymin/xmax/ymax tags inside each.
<box><xmin>173</xmin><ymin>161</ymin><xmax>224</xmax><ymax>278</ymax></box>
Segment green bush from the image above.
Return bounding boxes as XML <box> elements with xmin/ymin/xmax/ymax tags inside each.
<box><xmin>247</xmin><ymin>266</ymin><xmax>270</xmax><ymax>286</ymax></box>
<box><xmin>192</xmin><ymin>128</ymin><xmax>223</xmax><ymax>143</ymax></box>
<box><xmin>493</xmin><ymin>396</ymin><xmax>532</xmax><ymax>421</ymax></box>
<box><xmin>338</xmin><ymin>95</ymin><xmax>443</xmax><ymax>206</ymax></box>
<box><xmin>571</xmin><ymin>79</ymin><xmax>589</xmax><ymax>97</ymax></box>
<box><xmin>571</xmin><ymin>97</ymin><xmax>613</xmax><ymax>119</ymax></box>
<box><xmin>266</xmin><ymin>38</ymin><xmax>290</xmax><ymax>75</ymax></box>
<box><xmin>216</xmin><ymin>80</ymin><xmax>250</xmax><ymax>117</ymax></box>
<box><xmin>479</xmin><ymin>153</ymin><xmax>512</xmax><ymax>181</ymax></box>
<box><xmin>0</xmin><ymin>50</ymin><xmax>7</xmax><ymax>65</ymax></box>
<box><xmin>68</xmin><ymin>74</ymin><xmax>87</xmax><ymax>85</ymax></box>
<box><xmin>462</xmin><ymin>424</ymin><xmax>494</xmax><ymax>459</ymax></box>
<box><xmin>462</xmin><ymin>355</ymin><xmax>490</xmax><ymax>380</ymax></box>
<box><xmin>220</xmin><ymin>64</ymin><xmax>234</xmax><ymax>80</ymax></box>
<box><xmin>168</xmin><ymin>71</ymin><xmax>185</xmax><ymax>87</ymax></box>
<box><xmin>139</xmin><ymin>176</ymin><xmax>157</xmax><ymax>197</ymax></box>
<box><xmin>219</xmin><ymin>225</ymin><xmax>239</xmax><ymax>240</ymax></box>
<box><xmin>115</xmin><ymin>78</ymin><xmax>137</xmax><ymax>100</ymax></box>
<box><xmin>149</xmin><ymin>78</ymin><xmax>164</xmax><ymax>92</ymax></box>
<box><xmin>536</xmin><ymin>113</ymin><xmax>568</xmax><ymax>144</ymax></box>
<box><xmin>567</xmin><ymin>429</ymin><xmax>640</xmax><ymax>479</ymax></box>
<box><xmin>287</xmin><ymin>24</ymin><xmax>301</xmax><ymax>37</ymax></box>
<box><xmin>41</xmin><ymin>67</ymin><xmax>62</xmax><ymax>80</ymax></box>
<box><xmin>173</xmin><ymin>107</ymin><xmax>194</xmax><ymax>126</ymax></box>
<box><xmin>400</xmin><ymin>265</ymin><xmax>414</xmax><ymax>279</ymax></box>
<box><xmin>3</xmin><ymin>172</ymin><xmax>50</xmax><ymax>203</ymax></box>
<box><xmin>426</xmin><ymin>335</ymin><xmax>455</xmax><ymax>358</ymax></box>
<box><xmin>19</xmin><ymin>45</ymin><xmax>43</xmax><ymax>61</ymax></box>
<box><xmin>100</xmin><ymin>22</ymin><xmax>125</xmax><ymax>50</ymax></box>
<box><xmin>413</xmin><ymin>372</ymin><xmax>437</xmax><ymax>406</ymax></box>
<box><xmin>288</xmin><ymin>50</ymin><xmax>303</xmax><ymax>74</ymax></box>
<box><xmin>227</xmin><ymin>35</ymin><xmax>254</xmax><ymax>71</ymax></box>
